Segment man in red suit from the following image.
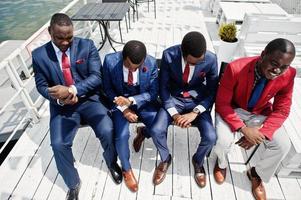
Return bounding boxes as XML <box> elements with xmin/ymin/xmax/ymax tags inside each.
<box><xmin>213</xmin><ymin>38</ymin><xmax>296</xmax><ymax>200</ymax></box>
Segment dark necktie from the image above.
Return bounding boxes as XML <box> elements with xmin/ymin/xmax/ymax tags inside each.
<box><xmin>62</xmin><ymin>52</ymin><xmax>73</xmax><ymax>86</ymax></box>
<box><xmin>248</xmin><ymin>77</ymin><xmax>267</xmax><ymax>110</ymax></box>
<box><xmin>128</xmin><ymin>70</ymin><xmax>133</xmax><ymax>86</ymax></box>
<box><xmin>182</xmin><ymin>63</ymin><xmax>190</xmax><ymax>98</ymax></box>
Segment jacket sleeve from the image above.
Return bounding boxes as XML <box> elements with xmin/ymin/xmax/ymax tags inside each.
<box><xmin>32</xmin><ymin>54</ymin><xmax>58</xmax><ymax>105</ymax></box>
<box><xmin>74</xmin><ymin>40</ymin><xmax>102</xmax><ymax>97</ymax></box>
<box><xmin>197</xmin><ymin>55</ymin><xmax>219</xmax><ymax>110</ymax></box>
<box><xmin>132</xmin><ymin>60</ymin><xmax>159</xmax><ymax>109</ymax></box>
<box><xmin>260</xmin><ymin>71</ymin><xmax>296</xmax><ymax>140</ymax></box>
<box><xmin>159</xmin><ymin>52</ymin><xmax>175</xmax><ymax>110</ymax></box>
<box><xmin>215</xmin><ymin>63</ymin><xmax>245</xmax><ymax>132</ymax></box>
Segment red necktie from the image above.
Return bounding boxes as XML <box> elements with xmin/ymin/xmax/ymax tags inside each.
<box><xmin>128</xmin><ymin>70</ymin><xmax>133</xmax><ymax>86</ymax></box>
<box><xmin>182</xmin><ymin>63</ymin><xmax>190</xmax><ymax>98</ymax></box>
<box><xmin>62</xmin><ymin>52</ymin><xmax>73</xmax><ymax>86</ymax></box>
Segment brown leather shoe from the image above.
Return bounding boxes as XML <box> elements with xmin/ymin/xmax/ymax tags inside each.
<box><xmin>247</xmin><ymin>168</ymin><xmax>266</xmax><ymax>200</ymax></box>
<box><xmin>133</xmin><ymin>126</ymin><xmax>146</xmax><ymax>152</ymax></box>
<box><xmin>153</xmin><ymin>155</ymin><xmax>172</xmax><ymax>185</ymax></box>
<box><xmin>213</xmin><ymin>160</ymin><xmax>226</xmax><ymax>184</ymax></box>
<box><xmin>123</xmin><ymin>169</ymin><xmax>138</xmax><ymax>192</ymax></box>
<box><xmin>192</xmin><ymin>157</ymin><xmax>206</xmax><ymax>188</ymax></box>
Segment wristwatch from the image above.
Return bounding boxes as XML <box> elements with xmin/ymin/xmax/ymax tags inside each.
<box><xmin>192</xmin><ymin>107</ymin><xmax>200</xmax><ymax>115</ymax></box>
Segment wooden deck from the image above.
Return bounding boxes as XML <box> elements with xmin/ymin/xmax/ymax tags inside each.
<box><xmin>0</xmin><ymin>0</ymin><xmax>301</xmax><ymax>199</ymax></box>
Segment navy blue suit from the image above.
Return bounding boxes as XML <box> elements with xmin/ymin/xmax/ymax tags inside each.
<box><xmin>32</xmin><ymin>37</ymin><xmax>117</xmax><ymax>189</ymax></box>
<box><xmin>152</xmin><ymin>45</ymin><xmax>218</xmax><ymax>164</ymax></box>
<box><xmin>103</xmin><ymin>52</ymin><xmax>159</xmax><ymax>171</ymax></box>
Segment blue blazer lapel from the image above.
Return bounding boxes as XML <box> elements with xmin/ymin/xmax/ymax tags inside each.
<box><xmin>70</xmin><ymin>38</ymin><xmax>78</xmax><ymax>71</ymax></box>
<box><xmin>45</xmin><ymin>42</ymin><xmax>64</xmax><ymax>84</ymax></box>
<box><xmin>174</xmin><ymin>51</ymin><xmax>183</xmax><ymax>83</ymax></box>
<box><xmin>139</xmin><ymin>65</ymin><xmax>148</xmax><ymax>92</ymax></box>
<box><xmin>114</xmin><ymin>60</ymin><xmax>124</xmax><ymax>94</ymax></box>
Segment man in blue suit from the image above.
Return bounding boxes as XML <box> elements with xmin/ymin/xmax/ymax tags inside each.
<box><xmin>150</xmin><ymin>32</ymin><xmax>218</xmax><ymax>187</ymax></box>
<box><xmin>32</xmin><ymin>13</ymin><xmax>122</xmax><ymax>200</ymax></box>
<box><xmin>103</xmin><ymin>40</ymin><xmax>159</xmax><ymax>192</ymax></box>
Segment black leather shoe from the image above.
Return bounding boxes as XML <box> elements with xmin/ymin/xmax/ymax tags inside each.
<box><xmin>109</xmin><ymin>162</ymin><xmax>123</xmax><ymax>184</ymax></box>
<box><xmin>66</xmin><ymin>181</ymin><xmax>81</xmax><ymax>200</ymax></box>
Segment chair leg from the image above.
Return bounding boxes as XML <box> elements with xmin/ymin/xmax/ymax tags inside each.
<box><xmin>245</xmin><ymin>144</ymin><xmax>260</xmax><ymax>165</ymax></box>
<box><xmin>136</xmin><ymin>1</ymin><xmax>139</xmax><ymax>20</ymax></box>
<box><xmin>128</xmin><ymin>10</ymin><xmax>131</xmax><ymax>29</ymax></box>
<box><xmin>148</xmin><ymin>0</ymin><xmax>150</xmax><ymax>12</ymax></box>
<box><xmin>125</xmin><ymin>15</ymin><xmax>129</xmax><ymax>33</ymax></box>
<box><xmin>118</xmin><ymin>21</ymin><xmax>123</xmax><ymax>43</ymax></box>
<box><xmin>154</xmin><ymin>0</ymin><xmax>156</xmax><ymax>18</ymax></box>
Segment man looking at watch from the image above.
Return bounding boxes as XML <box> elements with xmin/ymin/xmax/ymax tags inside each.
<box><xmin>147</xmin><ymin>32</ymin><xmax>219</xmax><ymax>187</ymax></box>
<box><xmin>102</xmin><ymin>40</ymin><xmax>159</xmax><ymax>192</ymax></box>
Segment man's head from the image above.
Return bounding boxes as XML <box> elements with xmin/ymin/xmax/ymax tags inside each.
<box><xmin>259</xmin><ymin>38</ymin><xmax>295</xmax><ymax>80</ymax></box>
<box><xmin>181</xmin><ymin>31</ymin><xmax>207</xmax><ymax>65</ymax></box>
<box><xmin>122</xmin><ymin>40</ymin><xmax>147</xmax><ymax>72</ymax></box>
<box><xmin>48</xmin><ymin>13</ymin><xmax>74</xmax><ymax>52</ymax></box>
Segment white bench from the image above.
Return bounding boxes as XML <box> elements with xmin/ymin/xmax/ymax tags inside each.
<box><xmin>235</xmin><ymin>13</ymin><xmax>301</xmax><ymax>73</ymax></box>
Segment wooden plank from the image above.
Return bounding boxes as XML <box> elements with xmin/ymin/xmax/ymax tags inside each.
<box><xmin>207</xmin><ymin>148</ymin><xmax>236</xmax><ymax>199</ymax></box>
<box><xmin>46</xmin><ymin>127</ymin><xmax>92</xmax><ymax>199</ymax></box>
<box><xmin>10</xmin><ymin>129</ymin><xmax>52</xmax><ymax>199</ymax></box>
<box><xmin>277</xmin><ymin>177</ymin><xmax>301</xmax><ymax>200</ymax></box>
<box><xmin>136</xmin><ymin>125</ymin><xmax>157</xmax><ymax>199</ymax></box>
<box><xmin>228</xmin><ymin>136</ymin><xmax>253</xmax><ymax>200</ymax></box>
<box><xmin>152</xmin><ymin>194</ymin><xmax>171</xmax><ymax>200</ymax></box>
<box><xmin>154</xmin><ymin>125</ymin><xmax>173</xmax><ymax>196</ymax></box>
<box><xmin>0</xmin><ymin>115</ymin><xmax>50</xmax><ymax>199</ymax></box>
<box><xmin>188</xmin><ymin>127</ymin><xmax>212</xmax><ymax>199</ymax></box>
<box><xmin>173</xmin><ymin>126</ymin><xmax>191</xmax><ymax>198</ymax></box>
<box><xmin>77</xmin><ymin>133</ymin><xmax>101</xmax><ymax>199</ymax></box>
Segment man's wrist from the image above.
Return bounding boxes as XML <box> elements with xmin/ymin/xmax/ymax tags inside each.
<box><xmin>237</xmin><ymin>125</ymin><xmax>246</xmax><ymax>133</ymax></box>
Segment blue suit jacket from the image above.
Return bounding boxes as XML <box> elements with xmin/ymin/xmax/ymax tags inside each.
<box><xmin>160</xmin><ymin>45</ymin><xmax>218</xmax><ymax>110</ymax></box>
<box><xmin>32</xmin><ymin>37</ymin><xmax>102</xmax><ymax>109</ymax></box>
<box><xmin>102</xmin><ymin>52</ymin><xmax>158</xmax><ymax>109</ymax></box>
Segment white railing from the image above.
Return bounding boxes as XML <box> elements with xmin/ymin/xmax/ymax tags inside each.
<box><xmin>0</xmin><ymin>0</ymin><xmax>99</xmax><ymax>154</ymax></box>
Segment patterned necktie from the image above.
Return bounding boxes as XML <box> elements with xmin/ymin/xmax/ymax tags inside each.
<box><xmin>248</xmin><ymin>77</ymin><xmax>267</xmax><ymax>110</ymax></box>
<box><xmin>182</xmin><ymin>63</ymin><xmax>190</xmax><ymax>98</ymax></box>
<box><xmin>128</xmin><ymin>70</ymin><xmax>133</xmax><ymax>86</ymax></box>
<box><xmin>62</xmin><ymin>52</ymin><xmax>73</xmax><ymax>86</ymax></box>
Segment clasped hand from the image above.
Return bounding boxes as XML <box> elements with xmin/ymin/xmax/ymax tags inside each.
<box><xmin>113</xmin><ymin>96</ymin><xmax>132</xmax><ymax>106</ymax></box>
<box><xmin>48</xmin><ymin>85</ymin><xmax>78</xmax><ymax>105</ymax></box>
<box><xmin>123</xmin><ymin>108</ymin><xmax>138</xmax><ymax>122</ymax></box>
<box><xmin>172</xmin><ymin>112</ymin><xmax>198</xmax><ymax>128</ymax></box>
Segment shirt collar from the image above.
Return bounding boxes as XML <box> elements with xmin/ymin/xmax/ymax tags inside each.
<box><xmin>51</xmin><ymin>42</ymin><xmax>70</xmax><ymax>54</ymax></box>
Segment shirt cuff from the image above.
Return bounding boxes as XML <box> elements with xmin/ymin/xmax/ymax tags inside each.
<box><xmin>128</xmin><ymin>97</ymin><xmax>136</xmax><ymax>105</ymax></box>
<box><xmin>195</xmin><ymin>105</ymin><xmax>206</xmax><ymax>114</ymax></box>
<box><xmin>167</xmin><ymin>107</ymin><xmax>178</xmax><ymax>117</ymax></box>
<box><xmin>117</xmin><ymin>105</ymin><xmax>128</xmax><ymax>112</ymax></box>
<box><xmin>70</xmin><ymin>85</ymin><xmax>77</xmax><ymax>95</ymax></box>
<box><xmin>57</xmin><ymin>99</ymin><xmax>64</xmax><ymax>106</ymax></box>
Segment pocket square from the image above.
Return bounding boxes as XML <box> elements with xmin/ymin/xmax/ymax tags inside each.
<box><xmin>76</xmin><ymin>59</ymin><xmax>84</xmax><ymax>64</ymax></box>
<box><xmin>199</xmin><ymin>71</ymin><xmax>206</xmax><ymax>78</ymax></box>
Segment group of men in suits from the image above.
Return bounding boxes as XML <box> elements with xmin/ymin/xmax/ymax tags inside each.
<box><xmin>33</xmin><ymin>13</ymin><xmax>296</xmax><ymax>200</ymax></box>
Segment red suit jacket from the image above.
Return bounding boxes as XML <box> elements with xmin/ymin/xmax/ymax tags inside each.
<box><xmin>216</xmin><ymin>56</ymin><xmax>296</xmax><ymax>140</ymax></box>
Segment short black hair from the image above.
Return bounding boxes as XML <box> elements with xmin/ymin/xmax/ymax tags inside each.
<box><xmin>50</xmin><ymin>13</ymin><xmax>73</xmax><ymax>28</ymax></box>
<box><xmin>122</xmin><ymin>40</ymin><xmax>147</xmax><ymax>64</ymax></box>
<box><xmin>181</xmin><ymin>31</ymin><xmax>206</xmax><ymax>58</ymax></box>
<box><xmin>265</xmin><ymin>38</ymin><xmax>295</xmax><ymax>57</ymax></box>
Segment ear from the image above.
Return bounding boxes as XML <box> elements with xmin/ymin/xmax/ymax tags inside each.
<box><xmin>48</xmin><ymin>26</ymin><xmax>51</xmax><ymax>35</ymax></box>
<box><xmin>260</xmin><ymin>50</ymin><xmax>265</xmax><ymax>58</ymax></box>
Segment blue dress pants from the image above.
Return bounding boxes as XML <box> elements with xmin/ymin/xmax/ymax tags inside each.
<box><xmin>149</xmin><ymin>97</ymin><xmax>217</xmax><ymax>165</ymax></box>
<box><xmin>50</xmin><ymin>100</ymin><xmax>116</xmax><ymax>189</ymax></box>
<box><xmin>112</xmin><ymin>103</ymin><xmax>158</xmax><ymax>171</ymax></box>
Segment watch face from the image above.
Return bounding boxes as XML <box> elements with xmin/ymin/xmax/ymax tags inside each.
<box><xmin>193</xmin><ymin>108</ymin><xmax>200</xmax><ymax>114</ymax></box>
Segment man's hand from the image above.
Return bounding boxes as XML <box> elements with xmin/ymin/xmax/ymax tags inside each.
<box><xmin>49</xmin><ymin>85</ymin><xmax>69</xmax><ymax>100</ymax></box>
<box><xmin>123</xmin><ymin>108</ymin><xmax>138</xmax><ymax>122</ymax></box>
<box><xmin>172</xmin><ymin>112</ymin><xmax>198</xmax><ymax>128</ymax></box>
<box><xmin>60</xmin><ymin>93</ymin><xmax>78</xmax><ymax>105</ymax></box>
<box><xmin>240</xmin><ymin>126</ymin><xmax>265</xmax><ymax>145</ymax></box>
<box><xmin>114</xmin><ymin>96</ymin><xmax>132</xmax><ymax>107</ymax></box>
<box><xmin>235</xmin><ymin>136</ymin><xmax>255</xmax><ymax>150</ymax></box>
